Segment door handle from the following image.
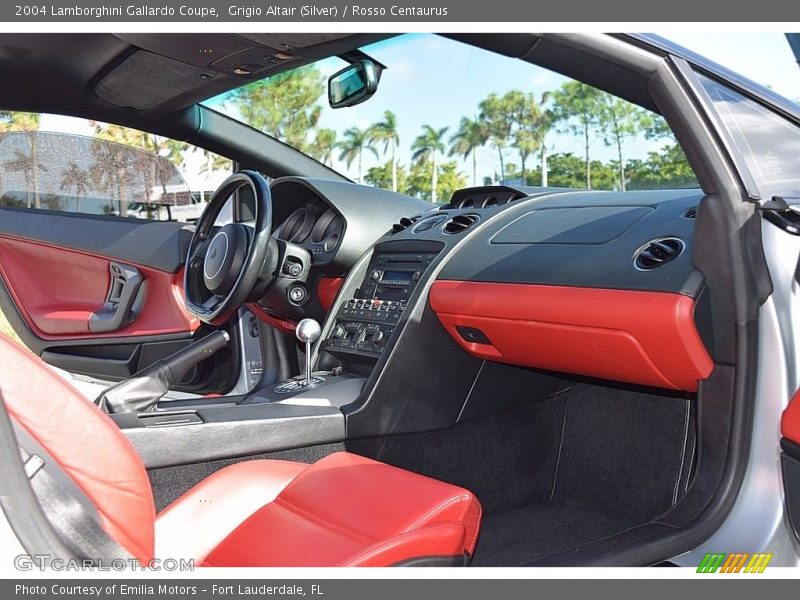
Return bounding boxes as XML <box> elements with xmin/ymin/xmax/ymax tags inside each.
<box><xmin>89</xmin><ymin>262</ymin><xmax>145</xmax><ymax>333</ymax></box>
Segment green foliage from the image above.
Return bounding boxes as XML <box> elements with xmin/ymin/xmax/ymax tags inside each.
<box><xmin>521</xmin><ymin>153</ymin><xmax>615</xmax><ymax>190</ymax></box>
<box><xmin>0</xmin><ymin>112</ymin><xmax>40</xmax><ymax>132</ymax></box>
<box><xmin>406</xmin><ymin>160</ymin><xmax>467</xmax><ymax>204</ymax></box>
<box><xmin>625</xmin><ymin>143</ymin><xmax>697</xmax><ymax>190</ymax></box>
<box><xmin>549</xmin><ymin>81</ymin><xmax>605</xmax><ymax>188</ymax></box>
<box><xmin>449</xmin><ymin>116</ymin><xmax>488</xmax><ymax>186</ymax></box>
<box><xmin>365</xmin><ymin>159</ymin><xmax>408</xmax><ymax>191</ymax></box>
<box><xmin>597</xmin><ymin>95</ymin><xmax>655</xmax><ymax>191</ymax></box>
<box><xmin>308</xmin><ymin>128</ymin><xmax>337</xmax><ymax>166</ymax></box>
<box><xmin>229</xmin><ymin>65</ymin><xmax>325</xmax><ymax>151</ymax></box>
<box><xmin>365</xmin><ymin>158</ymin><xmax>465</xmax><ymax>204</ymax></box>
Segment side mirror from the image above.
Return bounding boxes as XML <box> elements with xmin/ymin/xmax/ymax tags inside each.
<box><xmin>328</xmin><ymin>59</ymin><xmax>380</xmax><ymax>109</ymax></box>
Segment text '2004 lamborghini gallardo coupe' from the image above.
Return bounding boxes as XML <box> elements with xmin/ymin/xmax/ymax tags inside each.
<box><xmin>0</xmin><ymin>32</ymin><xmax>799</xmax><ymax>568</ymax></box>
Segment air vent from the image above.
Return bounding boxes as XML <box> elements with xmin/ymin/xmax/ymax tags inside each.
<box><xmin>683</xmin><ymin>207</ymin><xmax>697</xmax><ymax>219</ymax></box>
<box><xmin>443</xmin><ymin>214</ymin><xmax>480</xmax><ymax>235</ymax></box>
<box><xmin>413</xmin><ymin>214</ymin><xmax>448</xmax><ymax>233</ymax></box>
<box><xmin>633</xmin><ymin>237</ymin><xmax>685</xmax><ymax>271</ymax></box>
<box><xmin>391</xmin><ymin>215</ymin><xmax>420</xmax><ymax>233</ymax></box>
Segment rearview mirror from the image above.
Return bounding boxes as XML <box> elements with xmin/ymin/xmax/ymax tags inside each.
<box><xmin>328</xmin><ymin>59</ymin><xmax>380</xmax><ymax>109</ymax></box>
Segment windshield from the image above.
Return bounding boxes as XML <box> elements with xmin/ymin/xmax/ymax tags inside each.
<box><xmin>204</xmin><ymin>34</ymin><xmax>697</xmax><ymax>202</ymax></box>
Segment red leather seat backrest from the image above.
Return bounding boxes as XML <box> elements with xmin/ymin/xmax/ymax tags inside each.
<box><xmin>0</xmin><ymin>335</ymin><xmax>155</xmax><ymax>562</ymax></box>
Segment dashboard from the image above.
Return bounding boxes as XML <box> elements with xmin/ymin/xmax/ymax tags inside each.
<box><xmin>312</xmin><ymin>183</ymin><xmax>714</xmax><ymax>399</ymax></box>
<box><xmin>251</xmin><ymin>179</ymin><xmax>717</xmax><ymax>437</ymax></box>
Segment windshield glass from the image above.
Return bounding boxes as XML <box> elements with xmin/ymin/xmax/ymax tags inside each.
<box><xmin>204</xmin><ymin>34</ymin><xmax>697</xmax><ymax>202</ymax></box>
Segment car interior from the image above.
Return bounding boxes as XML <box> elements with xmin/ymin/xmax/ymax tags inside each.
<box><xmin>0</xmin><ymin>33</ymin><xmax>772</xmax><ymax>566</ymax></box>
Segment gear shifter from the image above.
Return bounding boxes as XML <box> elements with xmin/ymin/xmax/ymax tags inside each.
<box><xmin>296</xmin><ymin>318</ymin><xmax>321</xmax><ymax>385</ymax></box>
<box><xmin>274</xmin><ymin>318</ymin><xmax>326</xmax><ymax>393</ymax></box>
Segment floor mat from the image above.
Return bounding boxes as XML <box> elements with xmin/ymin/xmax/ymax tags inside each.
<box><xmin>472</xmin><ymin>500</ymin><xmax>633</xmax><ymax>566</ymax></box>
<box><xmin>351</xmin><ymin>376</ymin><xmax>694</xmax><ymax>566</ymax></box>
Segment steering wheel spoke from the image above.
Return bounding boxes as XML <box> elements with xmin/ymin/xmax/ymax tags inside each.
<box><xmin>188</xmin><ymin>237</ymin><xmax>211</xmax><ymax>264</ymax></box>
<box><xmin>183</xmin><ymin>171</ymin><xmax>274</xmax><ymax>326</ymax></box>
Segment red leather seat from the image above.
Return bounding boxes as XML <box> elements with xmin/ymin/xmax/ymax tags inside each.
<box><xmin>0</xmin><ymin>334</ymin><xmax>481</xmax><ymax>566</ymax></box>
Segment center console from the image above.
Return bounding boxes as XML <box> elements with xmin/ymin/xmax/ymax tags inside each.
<box><xmin>323</xmin><ymin>247</ymin><xmax>439</xmax><ymax>359</ymax></box>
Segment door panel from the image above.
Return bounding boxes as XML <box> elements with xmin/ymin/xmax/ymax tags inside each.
<box><xmin>0</xmin><ymin>209</ymin><xmax>236</xmax><ymax>393</ymax></box>
<box><xmin>0</xmin><ymin>235</ymin><xmax>198</xmax><ymax>339</ymax></box>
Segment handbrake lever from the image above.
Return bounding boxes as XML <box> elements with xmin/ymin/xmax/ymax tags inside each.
<box><xmin>95</xmin><ymin>330</ymin><xmax>230</xmax><ymax>414</ymax></box>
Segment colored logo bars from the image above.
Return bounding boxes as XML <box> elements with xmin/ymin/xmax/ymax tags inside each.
<box><xmin>696</xmin><ymin>553</ymin><xmax>773</xmax><ymax>573</ymax></box>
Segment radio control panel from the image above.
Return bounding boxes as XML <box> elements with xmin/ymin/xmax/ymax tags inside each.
<box><xmin>323</xmin><ymin>250</ymin><xmax>438</xmax><ymax>358</ymax></box>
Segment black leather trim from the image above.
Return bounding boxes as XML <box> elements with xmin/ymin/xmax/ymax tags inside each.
<box><xmin>0</xmin><ymin>207</ymin><xmax>189</xmax><ymax>273</ymax></box>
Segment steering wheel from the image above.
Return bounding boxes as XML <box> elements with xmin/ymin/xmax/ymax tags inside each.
<box><xmin>184</xmin><ymin>170</ymin><xmax>276</xmax><ymax>326</ymax></box>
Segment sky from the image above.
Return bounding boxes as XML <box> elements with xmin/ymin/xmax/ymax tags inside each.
<box><xmin>39</xmin><ymin>32</ymin><xmax>800</xmax><ymax>192</ymax></box>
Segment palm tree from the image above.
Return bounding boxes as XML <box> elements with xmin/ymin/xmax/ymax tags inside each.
<box><xmin>60</xmin><ymin>162</ymin><xmax>90</xmax><ymax>213</ymax></box>
<box><xmin>0</xmin><ymin>112</ymin><xmax>41</xmax><ymax>208</ymax></box>
<box><xmin>368</xmin><ymin>111</ymin><xmax>400</xmax><ymax>192</ymax></box>
<box><xmin>449</xmin><ymin>116</ymin><xmax>487</xmax><ymax>186</ymax></box>
<box><xmin>411</xmin><ymin>125</ymin><xmax>449</xmax><ymax>203</ymax></box>
<box><xmin>337</xmin><ymin>127</ymin><xmax>377</xmax><ymax>183</ymax></box>
<box><xmin>311</xmin><ymin>128</ymin><xmax>337</xmax><ymax>167</ymax></box>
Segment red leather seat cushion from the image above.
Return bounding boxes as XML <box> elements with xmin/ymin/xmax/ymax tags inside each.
<box><xmin>156</xmin><ymin>459</ymin><xmax>307</xmax><ymax>561</ymax></box>
<box><xmin>201</xmin><ymin>452</ymin><xmax>482</xmax><ymax>567</ymax></box>
<box><xmin>0</xmin><ymin>333</ymin><xmax>481</xmax><ymax>567</ymax></box>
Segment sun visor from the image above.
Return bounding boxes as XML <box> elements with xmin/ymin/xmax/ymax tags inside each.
<box><xmin>95</xmin><ymin>50</ymin><xmax>218</xmax><ymax>110</ymax></box>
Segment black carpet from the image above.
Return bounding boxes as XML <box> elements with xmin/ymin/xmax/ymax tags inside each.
<box><xmin>351</xmin><ymin>379</ymin><xmax>693</xmax><ymax>566</ymax></box>
<box><xmin>472</xmin><ymin>500</ymin><xmax>633</xmax><ymax>566</ymax></box>
<box><xmin>148</xmin><ymin>442</ymin><xmax>345</xmax><ymax>511</ymax></box>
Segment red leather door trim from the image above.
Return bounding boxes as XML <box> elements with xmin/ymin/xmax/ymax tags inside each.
<box><xmin>429</xmin><ymin>280</ymin><xmax>713</xmax><ymax>392</ymax></box>
<box><xmin>0</xmin><ymin>235</ymin><xmax>198</xmax><ymax>340</ymax></box>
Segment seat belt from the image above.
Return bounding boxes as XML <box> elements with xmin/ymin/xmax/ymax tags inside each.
<box><xmin>13</xmin><ymin>421</ymin><xmax>134</xmax><ymax>562</ymax></box>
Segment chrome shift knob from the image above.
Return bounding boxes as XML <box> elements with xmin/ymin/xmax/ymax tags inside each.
<box><xmin>296</xmin><ymin>319</ymin><xmax>321</xmax><ymax>386</ymax></box>
<box><xmin>296</xmin><ymin>319</ymin><xmax>321</xmax><ymax>344</ymax></box>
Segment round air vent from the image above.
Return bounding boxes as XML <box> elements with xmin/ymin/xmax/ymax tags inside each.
<box><xmin>443</xmin><ymin>214</ymin><xmax>480</xmax><ymax>235</ymax></box>
<box><xmin>633</xmin><ymin>237</ymin><xmax>685</xmax><ymax>271</ymax></box>
<box><xmin>412</xmin><ymin>214</ymin><xmax>448</xmax><ymax>233</ymax></box>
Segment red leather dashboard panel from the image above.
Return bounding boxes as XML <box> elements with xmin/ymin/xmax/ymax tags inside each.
<box><xmin>318</xmin><ymin>276</ymin><xmax>344</xmax><ymax>312</ymax></box>
<box><xmin>429</xmin><ymin>280</ymin><xmax>713</xmax><ymax>392</ymax></box>
<box><xmin>782</xmin><ymin>390</ymin><xmax>800</xmax><ymax>444</ymax></box>
<box><xmin>0</xmin><ymin>235</ymin><xmax>198</xmax><ymax>340</ymax></box>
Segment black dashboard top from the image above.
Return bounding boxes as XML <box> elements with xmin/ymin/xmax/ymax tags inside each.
<box><xmin>384</xmin><ymin>185</ymin><xmax>706</xmax><ymax>296</ymax></box>
<box><xmin>270</xmin><ymin>177</ymin><xmax>431</xmax><ymax>274</ymax></box>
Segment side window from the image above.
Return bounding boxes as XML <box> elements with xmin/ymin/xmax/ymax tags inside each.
<box><xmin>0</xmin><ymin>112</ymin><xmax>232</xmax><ymax>221</ymax></box>
<box><xmin>697</xmin><ymin>75</ymin><xmax>800</xmax><ymax>198</ymax></box>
